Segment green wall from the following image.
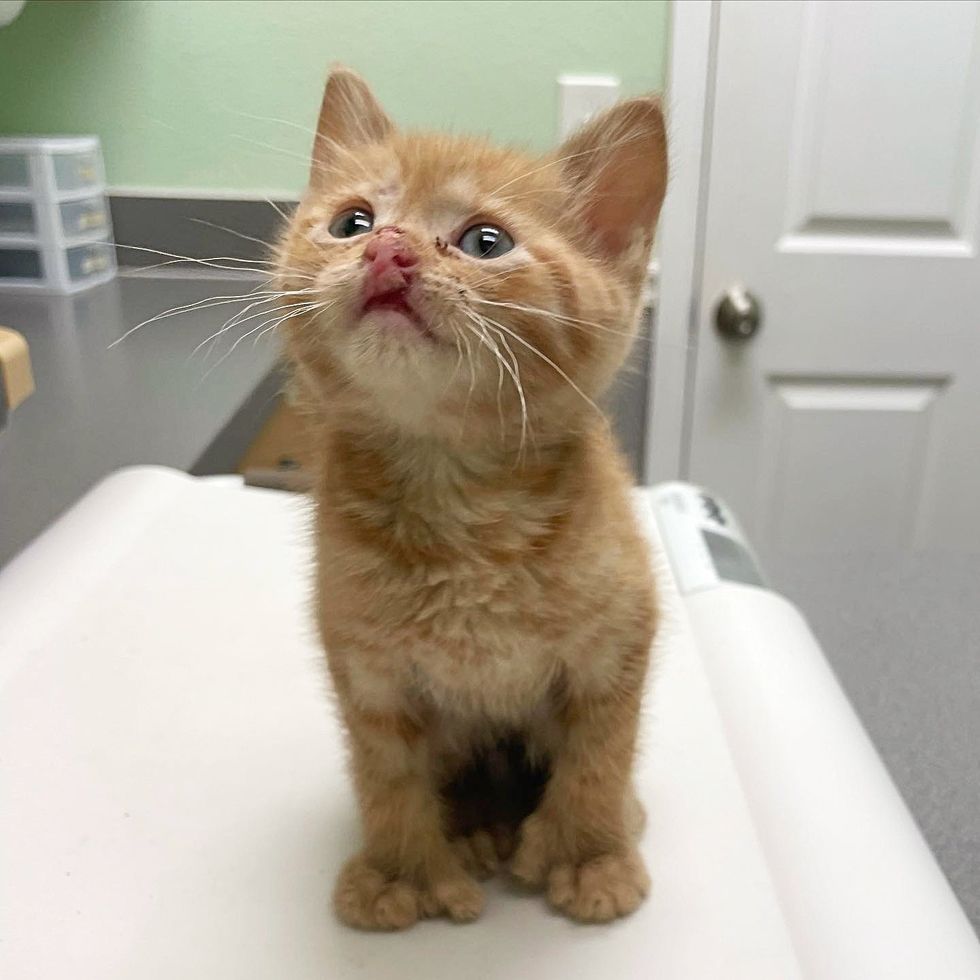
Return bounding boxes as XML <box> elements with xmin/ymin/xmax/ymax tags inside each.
<box><xmin>0</xmin><ymin>0</ymin><xmax>668</xmax><ymax>198</ymax></box>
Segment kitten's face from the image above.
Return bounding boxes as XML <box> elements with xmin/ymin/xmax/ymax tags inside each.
<box><xmin>277</xmin><ymin>70</ymin><xmax>666</xmax><ymax>446</ymax></box>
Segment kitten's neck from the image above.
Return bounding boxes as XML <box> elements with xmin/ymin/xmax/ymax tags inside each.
<box><xmin>317</xmin><ymin>416</ymin><xmax>600</xmax><ymax>562</ymax></box>
<box><xmin>326</xmin><ymin>419</ymin><xmax>587</xmax><ymax>498</ymax></box>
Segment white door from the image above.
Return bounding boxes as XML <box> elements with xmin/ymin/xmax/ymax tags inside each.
<box><xmin>682</xmin><ymin>0</ymin><xmax>980</xmax><ymax>557</ymax></box>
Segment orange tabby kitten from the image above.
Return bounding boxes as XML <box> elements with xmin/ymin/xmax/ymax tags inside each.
<box><xmin>275</xmin><ymin>68</ymin><xmax>666</xmax><ymax>929</ymax></box>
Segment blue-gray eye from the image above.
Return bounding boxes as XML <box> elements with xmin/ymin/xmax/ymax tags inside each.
<box><xmin>329</xmin><ymin>207</ymin><xmax>374</xmax><ymax>239</ymax></box>
<box><xmin>457</xmin><ymin>224</ymin><xmax>515</xmax><ymax>259</ymax></box>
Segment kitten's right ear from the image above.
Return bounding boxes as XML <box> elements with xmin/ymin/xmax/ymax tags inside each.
<box><xmin>311</xmin><ymin>67</ymin><xmax>393</xmax><ymax>184</ymax></box>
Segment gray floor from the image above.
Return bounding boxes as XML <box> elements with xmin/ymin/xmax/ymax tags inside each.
<box><xmin>769</xmin><ymin>550</ymin><xmax>980</xmax><ymax>934</ymax></box>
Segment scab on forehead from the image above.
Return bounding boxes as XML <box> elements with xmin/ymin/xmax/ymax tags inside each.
<box><xmin>375</xmin><ymin>178</ymin><xmax>400</xmax><ymax>203</ymax></box>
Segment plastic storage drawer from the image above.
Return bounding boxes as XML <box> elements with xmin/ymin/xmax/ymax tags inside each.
<box><xmin>0</xmin><ymin>201</ymin><xmax>36</xmax><ymax>236</ymax></box>
<box><xmin>51</xmin><ymin>149</ymin><xmax>102</xmax><ymax>193</ymax></box>
<box><xmin>0</xmin><ymin>138</ymin><xmax>105</xmax><ymax>195</ymax></box>
<box><xmin>0</xmin><ymin>153</ymin><xmax>31</xmax><ymax>190</ymax></box>
<box><xmin>66</xmin><ymin>242</ymin><xmax>114</xmax><ymax>282</ymax></box>
<box><xmin>0</xmin><ymin>137</ymin><xmax>114</xmax><ymax>293</ymax></box>
<box><xmin>0</xmin><ymin>247</ymin><xmax>44</xmax><ymax>282</ymax></box>
<box><xmin>59</xmin><ymin>196</ymin><xmax>110</xmax><ymax>238</ymax></box>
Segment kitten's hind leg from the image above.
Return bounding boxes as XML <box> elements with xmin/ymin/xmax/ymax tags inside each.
<box><xmin>442</xmin><ymin>734</ymin><xmax>550</xmax><ymax>880</ymax></box>
<box><xmin>441</xmin><ymin>741</ymin><xmax>505</xmax><ymax>880</ymax></box>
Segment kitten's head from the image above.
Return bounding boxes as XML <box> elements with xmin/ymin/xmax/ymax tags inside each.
<box><xmin>277</xmin><ymin>67</ymin><xmax>666</xmax><ymax>447</ymax></box>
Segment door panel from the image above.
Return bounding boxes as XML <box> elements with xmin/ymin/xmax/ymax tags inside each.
<box><xmin>688</xmin><ymin>0</ymin><xmax>980</xmax><ymax>556</ymax></box>
<box><xmin>785</xmin><ymin>1</ymin><xmax>980</xmax><ymax>245</ymax></box>
<box><xmin>760</xmin><ymin>377</ymin><xmax>945</xmax><ymax>551</ymax></box>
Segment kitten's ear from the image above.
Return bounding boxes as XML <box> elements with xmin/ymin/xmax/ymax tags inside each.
<box><xmin>559</xmin><ymin>97</ymin><xmax>667</xmax><ymax>263</ymax></box>
<box><xmin>311</xmin><ymin>67</ymin><xmax>393</xmax><ymax>182</ymax></box>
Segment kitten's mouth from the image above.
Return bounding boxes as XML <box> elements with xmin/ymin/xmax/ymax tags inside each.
<box><xmin>363</xmin><ymin>286</ymin><xmax>415</xmax><ymax>317</ymax></box>
<box><xmin>360</xmin><ymin>287</ymin><xmax>433</xmax><ymax>340</ymax></box>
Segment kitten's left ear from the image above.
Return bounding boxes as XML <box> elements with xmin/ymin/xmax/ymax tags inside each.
<box><xmin>311</xmin><ymin>66</ymin><xmax>394</xmax><ymax>184</ymax></box>
<box><xmin>559</xmin><ymin>97</ymin><xmax>667</xmax><ymax>266</ymax></box>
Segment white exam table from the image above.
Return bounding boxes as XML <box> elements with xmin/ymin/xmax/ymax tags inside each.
<box><xmin>1</xmin><ymin>468</ymin><xmax>977</xmax><ymax>979</ymax></box>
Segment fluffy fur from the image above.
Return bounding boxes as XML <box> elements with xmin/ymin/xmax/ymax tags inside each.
<box><xmin>275</xmin><ymin>68</ymin><xmax>667</xmax><ymax>929</ymax></box>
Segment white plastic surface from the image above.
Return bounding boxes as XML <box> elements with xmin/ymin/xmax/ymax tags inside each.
<box><xmin>0</xmin><ymin>469</ymin><xmax>977</xmax><ymax>978</ymax></box>
<box><xmin>686</xmin><ymin>585</ymin><xmax>980</xmax><ymax>980</ymax></box>
<box><xmin>649</xmin><ymin>481</ymin><xmax>764</xmax><ymax>594</ymax></box>
<box><xmin>0</xmin><ymin>468</ymin><xmax>800</xmax><ymax>978</ymax></box>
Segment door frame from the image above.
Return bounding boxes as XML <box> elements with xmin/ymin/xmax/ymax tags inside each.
<box><xmin>644</xmin><ymin>0</ymin><xmax>719</xmax><ymax>483</ymax></box>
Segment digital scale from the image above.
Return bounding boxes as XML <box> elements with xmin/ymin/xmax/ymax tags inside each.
<box><xmin>1</xmin><ymin>469</ymin><xmax>977</xmax><ymax>978</ymax></box>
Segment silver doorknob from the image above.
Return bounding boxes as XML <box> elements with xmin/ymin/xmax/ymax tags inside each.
<box><xmin>714</xmin><ymin>286</ymin><xmax>762</xmax><ymax>340</ymax></box>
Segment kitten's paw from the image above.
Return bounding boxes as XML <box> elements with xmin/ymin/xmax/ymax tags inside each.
<box><xmin>452</xmin><ymin>829</ymin><xmax>499</xmax><ymax>880</ymax></box>
<box><xmin>334</xmin><ymin>857</ymin><xmax>422</xmax><ymax>930</ymax></box>
<box><xmin>547</xmin><ymin>851</ymin><xmax>650</xmax><ymax>923</ymax></box>
<box><xmin>334</xmin><ymin>854</ymin><xmax>485</xmax><ymax>929</ymax></box>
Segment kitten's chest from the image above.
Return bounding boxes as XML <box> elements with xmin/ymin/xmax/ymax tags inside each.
<box><xmin>316</xmin><ymin>449</ymin><xmax>588</xmax><ymax>713</ymax></box>
<box><xmin>325</xmin><ymin>538</ymin><xmax>568</xmax><ymax>716</ymax></box>
<box><xmin>409</xmin><ymin>558</ymin><xmax>553</xmax><ymax>652</ymax></box>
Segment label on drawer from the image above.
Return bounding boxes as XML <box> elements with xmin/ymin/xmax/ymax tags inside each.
<box><xmin>78</xmin><ymin>211</ymin><xmax>106</xmax><ymax>230</ymax></box>
<box><xmin>81</xmin><ymin>252</ymin><xmax>109</xmax><ymax>274</ymax></box>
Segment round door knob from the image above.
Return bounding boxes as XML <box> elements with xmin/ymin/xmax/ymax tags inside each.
<box><xmin>714</xmin><ymin>285</ymin><xmax>762</xmax><ymax>340</ymax></box>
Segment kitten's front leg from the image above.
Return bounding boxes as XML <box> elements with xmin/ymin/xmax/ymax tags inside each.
<box><xmin>334</xmin><ymin>702</ymin><xmax>484</xmax><ymax>930</ymax></box>
<box><xmin>511</xmin><ymin>658</ymin><xmax>650</xmax><ymax>923</ymax></box>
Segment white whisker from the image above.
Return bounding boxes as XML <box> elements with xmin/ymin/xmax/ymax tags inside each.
<box><xmin>474</xmin><ymin>296</ymin><xmax>637</xmax><ymax>340</ymax></box>
<box><xmin>108</xmin><ymin>286</ymin><xmax>317</xmax><ymax>349</ymax></box>
<box><xmin>468</xmin><ymin>317</ymin><xmax>506</xmax><ymax>440</ymax></box>
<box><xmin>474</xmin><ymin>311</ymin><xmax>604</xmax><ymax>422</ymax></box>
<box><xmin>474</xmin><ymin>316</ymin><xmax>529</xmax><ymax>459</ymax></box>
<box><xmin>488</xmin><ymin>130</ymin><xmax>654</xmax><ymax>197</ymax></box>
<box><xmin>188</xmin><ymin>217</ymin><xmax>279</xmax><ymax>252</ymax></box>
<box><xmin>114</xmin><ymin>242</ymin><xmax>281</xmax><ymax>275</ymax></box>
<box><xmin>200</xmin><ymin>302</ymin><xmax>326</xmax><ymax>379</ymax></box>
<box><xmin>190</xmin><ymin>295</ymin><xmax>312</xmax><ymax>361</ymax></box>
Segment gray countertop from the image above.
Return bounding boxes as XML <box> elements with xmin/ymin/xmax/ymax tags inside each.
<box><xmin>0</xmin><ymin>271</ymin><xmax>281</xmax><ymax>566</ymax></box>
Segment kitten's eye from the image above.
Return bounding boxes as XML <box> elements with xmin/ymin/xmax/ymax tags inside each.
<box><xmin>457</xmin><ymin>224</ymin><xmax>515</xmax><ymax>259</ymax></box>
<box><xmin>328</xmin><ymin>207</ymin><xmax>374</xmax><ymax>239</ymax></box>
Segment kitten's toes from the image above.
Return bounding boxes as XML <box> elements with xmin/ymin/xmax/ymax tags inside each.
<box><xmin>334</xmin><ymin>853</ymin><xmax>486</xmax><ymax>929</ymax></box>
<box><xmin>452</xmin><ymin>829</ymin><xmax>499</xmax><ymax>880</ymax></box>
<box><xmin>510</xmin><ymin>812</ymin><xmax>552</xmax><ymax>888</ymax></box>
<box><xmin>547</xmin><ymin>851</ymin><xmax>650</xmax><ymax>923</ymax></box>
<box><xmin>334</xmin><ymin>856</ymin><xmax>421</xmax><ymax>931</ymax></box>
<box><xmin>490</xmin><ymin>822</ymin><xmax>517</xmax><ymax>860</ymax></box>
<box><xmin>430</xmin><ymin>873</ymin><xmax>486</xmax><ymax>922</ymax></box>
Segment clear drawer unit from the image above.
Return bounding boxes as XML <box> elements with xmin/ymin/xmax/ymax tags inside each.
<box><xmin>0</xmin><ymin>136</ymin><xmax>115</xmax><ymax>294</ymax></box>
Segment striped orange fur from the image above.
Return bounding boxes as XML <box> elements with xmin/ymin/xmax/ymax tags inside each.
<box><xmin>276</xmin><ymin>68</ymin><xmax>667</xmax><ymax>929</ymax></box>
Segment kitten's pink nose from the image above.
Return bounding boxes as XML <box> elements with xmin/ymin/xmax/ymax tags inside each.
<box><xmin>362</xmin><ymin>227</ymin><xmax>419</xmax><ymax>289</ymax></box>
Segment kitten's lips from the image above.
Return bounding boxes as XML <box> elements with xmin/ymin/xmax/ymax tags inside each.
<box><xmin>360</xmin><ymin>286</ymin><xmax>434</xmax><ymax>340</ymax></box>
<box><xmin>363</xmin><ymin>286</ymin><xmax>416</xmax><ymax>319</ymax></box>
